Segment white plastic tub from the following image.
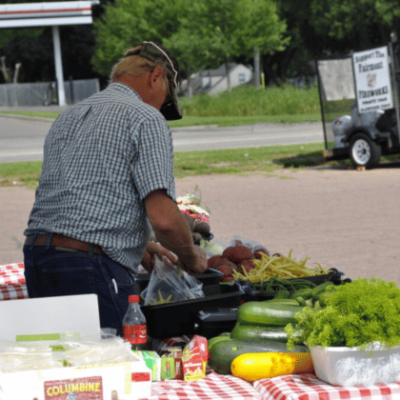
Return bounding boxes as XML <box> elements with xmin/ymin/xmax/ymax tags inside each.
<box><xmin>310</xmin><ymin>343</ymin><xmax>400</xmax><ymax>387</ymax></box>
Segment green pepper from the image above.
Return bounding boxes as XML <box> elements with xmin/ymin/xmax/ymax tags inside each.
<box><xmin>274</xmin><ymin>288</ymin><xmax>291</xmax><ymax>300</ymax></box>
<box><xmin>319</xmin><ymin>290</ymin><xmax>335</xmax><ymax>307</ymax></box>
<box><xmin>295</xmin><ymin>296</ymin><xmax>306</xmax><ymax>306</ymax></box>
<box><xmin>311</xmin><ymin>281</ymin><xmax>334</xmax><ymax>297</ymax></box>
<box><xmin>289</xmin><ymin>288</ymin><xmax>313</xmax><ymax>300</ymax></box>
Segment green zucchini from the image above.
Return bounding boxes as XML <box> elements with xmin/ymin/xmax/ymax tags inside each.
<box><xmin>208</xmin><ymin>335</ymin><xmax>231</xmax><ymax>351</ymax></box>
<box><xmin>237</xmin><ymin>302</ymin><xmax>304</xmax><ymax>326</ymax></box>
<box><xmin>231</xmin><ymin>324</ymin><xmax>289</xmax><ymax>343</ymax></box>
<box><xmin>208</xmin><ymin>339</ymin><xmax>309</xmax><ymax>375</ymax></box>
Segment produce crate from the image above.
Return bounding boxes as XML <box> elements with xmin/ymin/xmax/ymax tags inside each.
<box><xmin>238</xmin><ymin>268</ymin><xmax>345</xmax><ymax>302</ymax></box>
<box><xmin>140</xmin><ymin>283</ymin><xmax>243</xmax><ymax>338</ymax></box>
<box><xmin>311</xmin><ymin>344</ymin><xmax>400</xmax><ymax>386</ymax></box>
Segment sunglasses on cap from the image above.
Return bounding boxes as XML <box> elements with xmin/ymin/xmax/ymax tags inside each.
<box><xmin>123</xmin><ymin>41</ymin><xmax>182</xmax><ymax>121</ymax></box>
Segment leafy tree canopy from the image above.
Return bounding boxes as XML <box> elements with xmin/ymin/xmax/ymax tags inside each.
<box><xmin>310</xmin><ymin>0</ymin><xmax>400</xmax><ymax>50</ymax></box>
<box><xmin>93</xmin><ymin>0</ymin><xmax>288</xmax><ymax>78</ymax></box>
<box><xmin>165</xmin><ymin>0</ymin><xmax>288</xmax><ymax>71</ymax></box>
<box><xmin>92</xmin><ymin>0</ymin><xmax>189</xmax><ymax>76</ymax></box>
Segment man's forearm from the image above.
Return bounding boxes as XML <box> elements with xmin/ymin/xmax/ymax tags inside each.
<box><xmin>145</xmin><ymin>190</ymin><xmax>199</xmax><ymax>270</ymax></box>
<box><xmin>152</xmin><ymin>208</ymin><xmax>198</xmax><ymax>268</ymax></box>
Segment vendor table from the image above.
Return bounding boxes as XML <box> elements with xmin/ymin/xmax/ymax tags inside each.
<box><xmin>2</xmin><ymin>263</ymin><xmax>400</xmax><ymax>399</ymax></box>
<box><xmin>145</xmin><ymin>373</ymin><xmax>400</xmax><ymax>400</ymax></box>
<box><xmin>0</xmin><ymin>262</ymin><xmax>27</xmax><ymax>300</ymax></box>
<box><xmin>145</xmin><ymin>372</ymin><xmax>262</xmax><ymax>400</ymax></box>
<box><xmin>253</xmin><ymin>374</ymin><xmax>400</xmax><ymax>400</ymax></box>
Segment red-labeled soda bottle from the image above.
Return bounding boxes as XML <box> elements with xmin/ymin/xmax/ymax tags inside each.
<box><xmin>122</xmin><ymin>295</ymin><xmax>147</xmax><ymax>350</ymax></box>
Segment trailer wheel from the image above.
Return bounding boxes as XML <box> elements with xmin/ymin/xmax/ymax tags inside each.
<box><xmin>349</xmin><ymin>133</ymin><xmax>381</xmax><ymax>169</ymax></box>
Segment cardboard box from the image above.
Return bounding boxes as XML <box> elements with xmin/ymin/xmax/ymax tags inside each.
<box><xmin>132</xmin><ymin>350</ymin><xmax>161</xmax><ymax>381</ymax></box>
<box><xmin>182</xmin><ymin>335</ymin><xmax>208</xmax><ymax>381</ymax></box>
<box><xmin>0</xmin><ymin>361</ymin><xmax>152</xmax><ymax>400</ymax></box>
<box><xmin>161</xmin><ymin>354</ymin><xmax>175</xmax><ymax>380</ymax></box>
<box><xmin>0</xmin><ymin>294</ymin><xmax>102</xmax><ymax>362</ymax></box>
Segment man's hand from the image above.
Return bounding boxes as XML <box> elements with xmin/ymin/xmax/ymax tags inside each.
<box><xmin>141</xmin><ymin>242</ymin><xmax>178</xmax><ymax>273</ymax></box>
<box><xmin>178</xmin><ymin>245</ymin><xmax>207</xmax><ymax>277</ymax></box>
<box><xmin>145</xmin><ymin>190</ymin><xmax>208</xmax><ymax>277</ymax></box>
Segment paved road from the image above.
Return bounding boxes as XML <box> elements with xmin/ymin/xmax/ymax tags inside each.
<box><xmin>0</xmin><ymin>117</ymin><xmax>53</xmax><ymax>163</ymax></box>
<box><xmin>172</xmin><ymin>122</ymin><xmax>324</xmax><ymax>152</ymax></box>
<box><xmin>0</xmin><ymin>114</ymin><xmax>324</xmax><ymax>163</ymax></box>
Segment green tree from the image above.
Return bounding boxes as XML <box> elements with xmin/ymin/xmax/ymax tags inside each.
<box><xmin>235</xmin><ymin>0</ymin><xmax>288</xmax><ymax>58</ymax></box>
<box><xmin>164</xmin><ymin>0</ymin><xmax>242</xmax><ymax>92</ymax></box>
<box><xmin>92</xmin><ymin>0</ymin><xmax>189</xmax><ymax>76</ymax></box>
<box><xmin>310</xmin><ymin>0</ymin><xmax>400</xmax><ymax>50</ymax></box>
<box><xmin>165</xmin><ymin>0</ymin><xmax>287</xmax><ymax>90</ymax></box>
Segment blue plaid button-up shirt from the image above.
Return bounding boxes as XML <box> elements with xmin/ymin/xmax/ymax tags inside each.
<box><xmin>24</xmin><ymin>83</ymin><xmax>176</xmax><ymax>273</ymax></box>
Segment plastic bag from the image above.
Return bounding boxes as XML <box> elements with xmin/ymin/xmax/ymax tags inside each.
<box><xmin>142</xmin><ymin>257</ymin><xmax>204</xmax><ymax>306</ymax></box>
<box><xmin>200</xmin><ymin>238</ymin><xmax>228</xmax><ymax>259</ymax></box>
<box><xmin>63</xmin><ymin>334</ymin><xmax>139</xmax><ymax>366</ymax></box>
<box><xmin>228</xmin><ymin>235</ymin><xmax>270</xmax><ymax>254</ymax></box>
<box><xmin>0</xmin><ymin>339</ymin><xmax>61</xmax><ymax>372</ymax></box>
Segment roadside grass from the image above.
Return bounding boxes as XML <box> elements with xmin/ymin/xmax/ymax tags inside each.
<box><xmin>2</xmin><ymin>144</ymin><xmax>400</xmax><ymax>190</ymax></box>
<box><xmin>0</xmin><ymin>143</ymin><xmax>334</xmax><ymax>189</ymax></box>
<box><xmin>0</xmin><ymin>111</ymin><xmax>60</xmax><ymax>120</ymax></box>
<box><xmin>173</xmin><ymin>143</ymin><xmax>330</xmax><ymax>178</ymax></box>
<box><xmin>170</xmin><ymin>114</ymin><xmax>322</xmax><ymax>127</ymax></box>
<box><xmin>0</xmin><ymin>85</ymin><xmax>324</xmax><ymax>127</ymax></box>
<box><xmin>0</xmin><ymin>161</ymin><xmax>43</xmax><ymax>189</ymax></box>
<box><xmin>180</xmin><ymin>85</ymin><xmax>320</xmax><ymax>117</ymax></box>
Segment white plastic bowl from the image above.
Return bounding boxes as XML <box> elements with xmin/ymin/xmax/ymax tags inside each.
<box><xmin>310</xmin><ymin>343</ymin><xmax>400</xmax><ymax>387</ymax></box>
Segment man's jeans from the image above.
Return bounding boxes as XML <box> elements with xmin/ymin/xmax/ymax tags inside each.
<box><xmin>23</xmin><ymin>236</ymin><xmax>137</xmax><ymax>337</ymax></box>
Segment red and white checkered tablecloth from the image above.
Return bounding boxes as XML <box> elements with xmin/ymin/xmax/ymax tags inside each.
<box><xmin>142</xmin><ymin>372</ymin><xmax>262</xmax><ymax>400</ymax></box>
<box><xmin>0</xmin><ymin>263</ymin><xmax>28</xmax><ymax>301</ymax></box>
<box><xmin>254</xmin><ymin>374</ymin><xmax>400</xmax><ymax>400</ymax></box>
<box><xmin>0</xmin><ymin>262</ymin><xmax>25</xmax><ymax>285</ymax></box>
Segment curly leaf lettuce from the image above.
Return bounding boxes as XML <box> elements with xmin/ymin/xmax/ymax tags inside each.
<box><xmin>286</xmin><ymin>278</ymin><xmax>400</xmax><ymax>349</ymax></box>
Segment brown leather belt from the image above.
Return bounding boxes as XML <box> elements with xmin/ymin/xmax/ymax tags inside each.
<box><xmin>25</xmin><ymin>234</ymin><xmax>105</xmax><ymax>255</ymax></box>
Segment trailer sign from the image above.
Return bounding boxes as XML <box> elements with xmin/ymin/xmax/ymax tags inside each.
<box><xmin>353</xmin><ymin>46</ymin><xmax>393</xmax><ymax>113</ymax></box>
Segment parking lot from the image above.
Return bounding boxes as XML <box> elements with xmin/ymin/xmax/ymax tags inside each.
<box><xmin>2</xmin><ymin>165</ymin><xmax>400</xmax><ymax>285</ymax></box>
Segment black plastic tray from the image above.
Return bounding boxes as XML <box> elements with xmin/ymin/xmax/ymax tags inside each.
<box><xmin>194</xmin><ymin>308</ymin><xmax>238</xmax><ymax>338</ymax></box>
<box><xmin>140</xmin><ymin>283</ymin><xmax>243</xmax><ymax>338</ymax></box>
<box><xmin>239</xmin><ymin>268</ymin><xmax>345</xmax><ymax>302</ymax></box>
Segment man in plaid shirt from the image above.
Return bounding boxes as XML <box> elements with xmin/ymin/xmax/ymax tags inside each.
<box><xmin>23</xmin><ymin>42</ymin><xmax>207</xmax><ymax>336</ymax></box>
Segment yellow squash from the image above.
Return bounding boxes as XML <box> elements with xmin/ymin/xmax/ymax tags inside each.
<box><xmin>231</xmin><ymin>352</ymin><xmax>314</xmax><ymax>381</ymax></box>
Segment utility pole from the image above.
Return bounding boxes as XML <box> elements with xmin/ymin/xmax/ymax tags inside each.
<box><xmin>254</xmin><ymin>47</ymin><xmax>260</xmax><ymax>88</ymax></box>
<box><xmin>0</xmin><ymin>56</ymin><xmax>11</xmax><ymax>83</ymax></box>
<box><xmin>13</xmin><ymin>62</ymin><xmax>21</xmax><ymax>83</ymax></box>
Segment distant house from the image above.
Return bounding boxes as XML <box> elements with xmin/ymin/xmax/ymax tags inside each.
<box><xmin>180</xmin><ymin>63</ymin><xmax>253</xmax><ymax>96</ymax></box>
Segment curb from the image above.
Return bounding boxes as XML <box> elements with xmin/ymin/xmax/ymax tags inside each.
<box><xmin>171</xmin><ymin>124</ymin><xmax>219</xmax><ymax>131</ymax></box>
<box><xmin>0</xmin><ymin>113</ymin><xmax>55</xmax><ymax>123</ymax></box>
<box><xmin>0</xmin><ymin>113</ymin><xmax>219</xmax><ymax>130</ymax></box>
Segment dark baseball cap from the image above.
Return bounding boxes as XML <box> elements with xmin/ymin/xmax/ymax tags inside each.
<box><xmin>123</xmin><ymin>41</ymin><xmax>182</xmax><ymax>120</ymax></box>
